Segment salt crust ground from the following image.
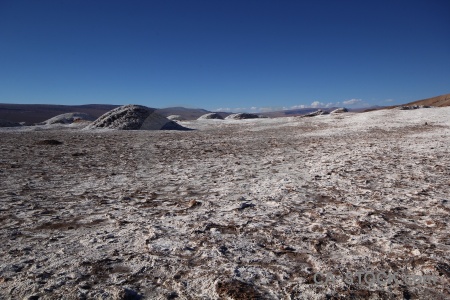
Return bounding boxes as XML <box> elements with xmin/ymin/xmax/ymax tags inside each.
<box><xmin>0</xmin><ymin>108</ymin><xmax>449</xmax><ymax>299</ymax></box>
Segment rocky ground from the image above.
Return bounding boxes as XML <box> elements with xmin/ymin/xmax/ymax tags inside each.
<box><xmin>1</xmin><ymin>108</ymin><xmax>449</xmax><ymax>299</ymax></box>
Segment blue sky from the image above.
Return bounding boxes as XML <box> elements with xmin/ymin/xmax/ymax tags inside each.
<box><xmin>1</xmin><ymin>0</ymin><xmax>449</xmax><ymax>112</ymax></box>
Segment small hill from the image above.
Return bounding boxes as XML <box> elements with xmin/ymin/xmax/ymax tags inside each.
<box><xmin>198</xmin><ymin>113</ymin><xmax>224</xmax><ymax>120</ymax></box>
<box><xmin>225</xmin><ymin>113</ymin><xmax>259</xmax><ymax>120</ymax></box>
<box><xmin>155</xmin><ymin>107</ymin><xmax>210</xmax><ymax>120</ymax></box>
<box><xmin>302</xmin><ymin>109</ymin><xmax>329</xmax><ymax>117</ymax></box>
<box><xmin>39</xmin><ymin>112</ymin><xmax>96</xmax><ymax>125</ymax></box>
<box><xmin>86</xmin><ymin>105</ymin><xmax>190</xmax><ymax>130</ymax></box>
<box><xmin>401</xmin><ymin>93</ymin><xmax>450</xmax><ymax>107</ymax></box>
<box><xmin>330</xmin><ymin>107</ymin><xmax>348</xmax><ymax>114</ymax></box>
<box><xmin>166</xmin><ymin>115</ymin><xmax>184</xmax><ymax>121</ymax></box>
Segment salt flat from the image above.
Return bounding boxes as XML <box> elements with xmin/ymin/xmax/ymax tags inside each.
<box><xmin>0</xmin><ymin>108</ymin><xmax>449</xmax><ymax>299</ymax></box>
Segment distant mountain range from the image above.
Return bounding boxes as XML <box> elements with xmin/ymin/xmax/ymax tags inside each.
<box><xmin>0</xmin><ymin>92</ymin><xmax>448</xmax><ymax>124</ymax></box>
<box><xmin>0</xmin><ymin>104</ymin><xmax>120</xmax><ymax>125</ymax></box>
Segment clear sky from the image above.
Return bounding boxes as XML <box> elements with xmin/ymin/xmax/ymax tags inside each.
<box><xmin>1</xmin><ymin>0</ymin><xmax>449</xmax><ymax>112</ymax></box>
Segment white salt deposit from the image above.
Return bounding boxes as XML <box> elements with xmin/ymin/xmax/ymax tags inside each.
<box><xmin>0</xmin><ymin>107</ymin><xmax>449</xmax><ymax>299</ymax></box>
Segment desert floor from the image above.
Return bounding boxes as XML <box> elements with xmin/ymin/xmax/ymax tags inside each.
<box><xmin>1</xmin><ymin>108</ymin><xmax>449</xmax><ymax>299</ymax></box>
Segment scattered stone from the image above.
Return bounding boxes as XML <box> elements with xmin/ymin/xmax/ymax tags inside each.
<box><xmin>238</xmin><ymin>202</ymin><xmax>255</xmax><ymax>210</ymax></box>
<box><xmin>166</xmin><ymin>291</ymin><xmax>179</xmax><ymax>299</ymax></box>
<box><xmin>218</xmin><ymin>245</ymin><xmax>228</xmax><ymax>254</ymax></box>
<box><xmin>187</xmin><ymin>199</ymin><xmax>201</xmax><ymax>208</ymax></box>
<box><xmin>436</xmin><ymin>262</ymin><xmax>450</xmax><ymax>277</ymax></box>
<box><xmin>115</xmin><ymin>287</ymin><xmax>142</xmax><ymax>300</ymax></box>
<box><xmin>225</xmin><ymin>113</ymin><xmax>259</xmax><ymax>120</ymax></box>
<box><xmin>197</xmin><ymin>113</ymin><xmax>224</xmax><ymax>120</ymax></box>
<box><xmin>78</xmin><ymin>282</ymin><xmax>91</xmax><ymax>289</ymax></box>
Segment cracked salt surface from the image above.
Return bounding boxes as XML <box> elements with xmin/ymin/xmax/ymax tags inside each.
<box><xmin>1</xmin><ymin>107</ymin><xmax>450</xmax><ymax>299</ymax></box>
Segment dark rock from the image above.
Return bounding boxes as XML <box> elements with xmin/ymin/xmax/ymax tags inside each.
<box><xmin>116</xmin><ymin>288</ymin><xmax>142</xmax><ymax>300</ymax></box>
<box><xmin>166</xmin><ymin>291</ymin><xmax>179</xmax><ymax>299</ymax></box>
<box><xmin>238</xmin><ymin>202</ymin><xmax>255</xmax><ymax>210</ymax></box>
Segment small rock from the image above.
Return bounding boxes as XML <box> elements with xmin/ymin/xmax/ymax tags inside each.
<box><xmin>238</xmin><ymin>202</ymin><xmax>255</xmax><ymax>210</ymax></box>
<box><xmin>187</xmin><ymin>200</ymin><xmax>201</xmax><ymax>208</ymax></box>
<box><xmin>218</xmin><ymin>245</ymin><xmax>228</xmax><ymax>254</ymax></box>
<box><xmin>116</xmin><ymin>287</ymin><xmax>142</xmax><ymax>300</ymax></box>
<box><xmin>167</xmin><ymin>291</ymin><xmax>178</xmax><ymax>299</ymax></box>
<box><xmin>36</xmin><ymin>139</ymin><xmax>63</xmax><ymax>146</ymax></box>
<box><xmin>78</xmin><ymin>282</ymin><xmax>91</xmax><ymax>289</ymax></box>
<box><xmin>72</xmin><ymin>152</ymin><xmax>87</xmax><ymax>157</ymax></box>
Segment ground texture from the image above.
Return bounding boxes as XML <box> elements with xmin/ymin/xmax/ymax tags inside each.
<box><xmin>1</xmin><ymin>108</ymin><xmax>449</xmax><ymax>299</ymax></box>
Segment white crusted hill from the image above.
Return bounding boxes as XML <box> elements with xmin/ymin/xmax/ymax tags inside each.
<box><xmin>39</xmin><ymin>112</ymin><xmax>96</xmax><ymax>125</ymax></box>
<box><xmin>225</xmin><ymin>113</ymin><xmax>259</xmax><ymax>120</ymax></box>
<box><xmin>198</xmin><ymin>113</ymin><xmax>224</xmax><ymax>120</ymax></box>
<box><xmin>87</xmin><ymin>105</ymin><xmax>189</xmax><ymax>130</ymax></box>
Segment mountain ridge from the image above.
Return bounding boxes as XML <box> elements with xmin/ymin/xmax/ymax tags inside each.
<box><xmin>1</xmin><ymin>92</ymin><xmax>448</xmax><ymax>124</ymax></box>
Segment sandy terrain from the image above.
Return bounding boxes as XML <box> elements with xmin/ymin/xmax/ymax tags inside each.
<box><xmin>1</xmin><ymin>108</ymin><xmax>449</xmax><ymax>299</ymax></box>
